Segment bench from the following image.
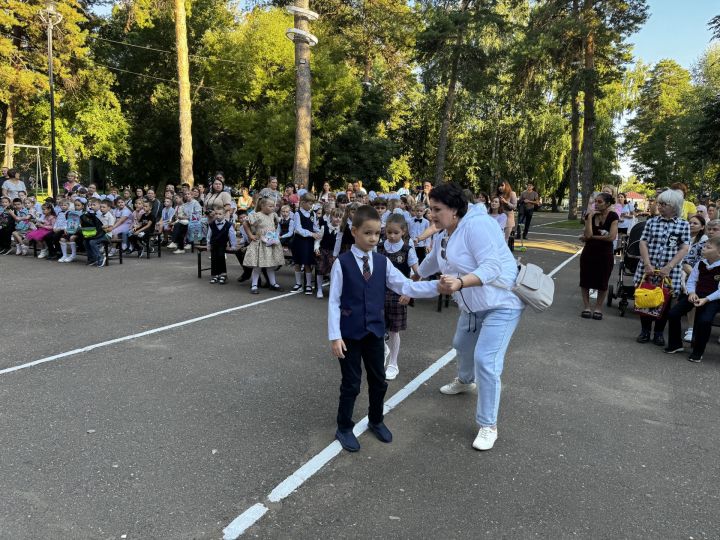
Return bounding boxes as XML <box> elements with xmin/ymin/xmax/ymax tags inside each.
<box><xmin>195</xmin><ymin>244</ymin><xmax>240</xmax><ymax>278</ymax></box>
<box><xmin>31</xmin><ymin>237</ymin><xmax>119</xmax><ymax>265</ymax></box>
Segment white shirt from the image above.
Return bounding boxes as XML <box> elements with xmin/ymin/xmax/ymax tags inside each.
<box><xmin>687</xmin><ymin>258</ymin><xmax>720</xmax><ymax>302</ymax></box>
<box><xmin>408</xmin><ymin>217</ymin><xmax>430</xmax><ymax>247</ymax></box>
<box><xmin>328</xmin><ymin>245</ymin><xmax>438</xmax><ymax>340</ymax></box>
<box><xmin>383</xmin><ymin>239</ymin><xmax>419</xmax><ymax>267</ymax></box>
<box><xmin>293</xmin><ymin>208</ymin><xmax>319</xmax><ymax>237</ymax></box>
<box><xmin>2</xmin><ymin>179</ymin><xmax>26</xmax><ymax>200</ymax></box>
<box><xmin>418</xmin><ymin>209</ymin><xmax>524</xmax><ymax>312</ymax></box>
<box><xmin>98</xmin><ymin>210</ymin><xmax>116</xmax><ymax>228</ymax></box>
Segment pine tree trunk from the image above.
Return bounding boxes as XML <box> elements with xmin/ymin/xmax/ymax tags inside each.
<box><xmin>567</xmin><ymin>0</ymin><xmax>581</xmax><ymax>220</ymax></box>
<box><xmin>3</xmin><ymin>101</ymin><xmax>14</xmax><ymax>168</ymax></box>
<box><xmin>568</xmin><ymin>90</ymin><xmax>580</xmax><ymax>220</ymax></box>
<box><xmin>433</xmin><ymin>0</ymin><xmax>470</xmax><ymax>186</ymax></box>
<box><xmin>174</xmin><ymin>0</ymin><xmax>194</xmax><ymax>186</ymax></box>
<box><xmin>580</xmin><ymin>0</ymin><xmax>596</xmax><ymax>212</ymax></box>
<box><xmin>293</xmin><ymin>0</ymin><xmax>312</xmax><ymax>189</ymax></box>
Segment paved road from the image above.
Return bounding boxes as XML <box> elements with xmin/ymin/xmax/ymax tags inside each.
<box><xmin>1</xmin><ymin>213</ymin><xmax>718</xmax><ymax>539</ymax></box>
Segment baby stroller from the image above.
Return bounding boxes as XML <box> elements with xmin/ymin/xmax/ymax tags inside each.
<box><xmin>606</xmin><ymin>221</ymin><xmax>646</xmax><ymax>316</ymax></box>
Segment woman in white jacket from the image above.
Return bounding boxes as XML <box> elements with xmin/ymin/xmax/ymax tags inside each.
<box><xmin>420</xmin><ymin>183</ymin><xmax>524</xmax><ymax>451</ymax></box>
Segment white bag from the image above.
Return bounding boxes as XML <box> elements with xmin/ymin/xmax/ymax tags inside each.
<box><xmin>511</xmin><ymin>263</ymin><xmax>555</xmax><ymax>312</ymax></box>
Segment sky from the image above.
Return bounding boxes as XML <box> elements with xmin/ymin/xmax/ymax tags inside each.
<box><xmin>617</xmin><ymin>0</ymin><xmax>718</xmax><ymax>178</ymax></box>
<box><xmin>627</xmin><ymin>0</ymin><xmax>718</xmax><ymax>70</ymax></box>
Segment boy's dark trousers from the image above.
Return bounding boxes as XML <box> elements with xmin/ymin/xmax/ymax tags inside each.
<box><xmin>416</xmin><ymin>246</ymin><xmax>427</xmax><ymax>265</ymax></box>
<box><xmin>667</xmin><ymin>294</ymin><xmax>720</xmax><ymax>356</ymax></box>
<box><xmin>172</xmin><ymin>223</ymin><xmax>188</xmax><ymax>248</ymax></box>
<box><xmin>337</xmin><ymin>333</ymin><xmax>387</xmax><ymax>432</ymax></box>
<box><xmin>210</xmin><ymin>241</ymin><xmax>227</xmax><ymax>275</ymax></box>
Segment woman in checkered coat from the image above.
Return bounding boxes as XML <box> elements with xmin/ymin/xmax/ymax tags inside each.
<box><xmin>634</xmin><ymin>189</ymin><xmax>690</xmax><ymax>346</ymax></box>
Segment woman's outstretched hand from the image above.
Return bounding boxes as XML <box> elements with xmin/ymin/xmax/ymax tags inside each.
<box><xmin>438</xmin><ymin>274</ymin><xmax>462</xmax><ymax>295</ymax></box>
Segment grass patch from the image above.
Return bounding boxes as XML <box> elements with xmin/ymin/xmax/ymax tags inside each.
<box><xmin>542</xmin><ymin>219</ymin><xmax>585</xmax><ymax>230</ymax></box>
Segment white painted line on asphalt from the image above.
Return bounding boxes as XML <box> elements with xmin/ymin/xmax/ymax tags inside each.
<box><xmin>529</xmin><ymin>232</ymin><xmax>581</xmax><ymax>238</ymax></box>
<box><xmin>222</xmin><ymin>249</ymin><xmax>584</xmax><ymax>537</ymax></box>
<box><xmin>0</xmin><ymin>291</ymin><xmax>301</xmax><ymax>377</ymax></box>
<box><xmin>222</xmin><ymin>503</ymin><xmax>269</xmax><ymax>540</ymax></box>
<box><xmin>548</xmin><ymin>248</ymin><xmax>583</xmax><ymax>277</ymax></box>
<box><xmin>223</xmin><ymin>349</ymin><xmax>458</xmax><ymax>539</ymax></box>
<box><xmin>536</xmin><ymin>218</ymin><xmax>574</xmax><ymax>227</ymax></box>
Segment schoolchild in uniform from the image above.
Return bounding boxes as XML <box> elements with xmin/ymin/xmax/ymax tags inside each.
<box><xmin>59</xmin><ymin>199</ymin><xmax>85</xmax><ymax>262</ymax></box>
<box><xmin>207</xmin><ymin>204</ymin><xmax>237</xmax><ymax>284</ymax></box>
<box><xmin>291</xmin><ymin>193</ymin><xmax>322</xmax><ymax>294</ymax></box>
<box><xmin>409</xmin><ymin>203</ymin><xmax>431</xmax><ymax>264</ymax></box>
<box><xmin>314</xmin><ymin>208</ymin><xmax>343</xmax><ymax>299</ymax></box>
<box><xmin>377</xmin><ymin>214</ymin><xmax>420</xmax><ymax>380</ymax></box>
<box><xmin>328</xmin><ymin>205</ymin><xmax>439</xmax><ymax>452</ymax></box>
<box><xmin>333</xmin><ymin>202</ymin><xmax>359</xmax><ymax>257</ymax></box>
<box><xmin>278</xmin><ymin>205</ymin><xmax>296</xmax><ymax>248</ymax></box>
<box><xmin>665</xmin><ymin>235</ymin><xmax>720</xmax><ymax>362</ymax></box>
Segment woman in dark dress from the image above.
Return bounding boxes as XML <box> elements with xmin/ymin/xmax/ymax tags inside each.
<box><xmin>579</xmin><ymin>192</ymin><xmax>619</xmax><ymax>319</ymax></box>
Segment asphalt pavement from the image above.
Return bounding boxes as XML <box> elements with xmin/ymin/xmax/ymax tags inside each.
<box><xmin>1</xmin><ymin>213</ymin><xmax>718</xmax><ymax>539</ymax></box>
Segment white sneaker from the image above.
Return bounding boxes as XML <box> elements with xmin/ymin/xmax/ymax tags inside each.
<box><xmin>440</xmin><ymin>377</ymin><xmax>477</xmax><ymax>395</ymax></box>
<box><xmin>22</xmin><ymin>245</ymin><xmax>29</xmax><ymax>256</ymax></box>
<box><xmin>472</xmin><ymin>427</ymin><xmax>498</xmax><ymax>451</ymax></box>
<box><xmin>15</xmin><ymin>244</ymin><xmax>21</xmax><ymax>255</ymax></box>
<box><xmin>173</xmin><ymin>249</ymin><xmax>184</xmax><ymax>254</ymax></box>
<box><xmin>684</xmin><ymin>329</ymin><xmax>693</xmax><ymax>343</ymax></box>
<box><xmin>184</xmin><ymin>244</ymin><xmax>191</xmax><ymax>250</ymax></box>
<box><xmin>66</xmin><ymin>255</ymin><xmax>76</xmax><ymax>263</ymax></box>
<box><xmin>38</xmin><ymin>248</ymin><xmax>48</xmax><ymax>259</ymax></box>
<box><xmin>108</xmin><ymin>248</ymin><xmax>117</xmax><ymax>257</ymax></box>
<box><xmin>385</xmin><ymin>365</ymin><xmax>399</xmax><ymax>380</ymax></box>
<box><xmin>316</xmin><ymin>290</ymin><xmax>324</xmax><ymax>299</ymax></box>
<box><xmin>167</xmin><ymin>242</ymin><xmax>177</xmax><ymax>250</ymax></box>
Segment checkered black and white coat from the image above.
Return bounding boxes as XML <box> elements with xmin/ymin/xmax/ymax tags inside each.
<box><xmin>634</xmin><ymin>216</ymin><xmax>691</xmax><ymax>293</ymax></box>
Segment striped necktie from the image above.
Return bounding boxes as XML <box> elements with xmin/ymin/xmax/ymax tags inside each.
<box><xmin>362</xmin><ymin>255</ymin><xmax>371</xmax><ymax>281</ymax></box>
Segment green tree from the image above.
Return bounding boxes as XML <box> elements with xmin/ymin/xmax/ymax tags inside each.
<box><xmin>625</xmin><ymin>59</ymin><xmax>694</xmax><ymax>185</ymax></box>
<box><xmin>0</xmin><ymin>0</ymin><xmax>128</xmax><ymax>175</ymax></box>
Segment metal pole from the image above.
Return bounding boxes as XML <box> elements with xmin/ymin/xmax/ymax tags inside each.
<box><xmin>47</xmin><ymin>21</ymin><xmax>59</xmax><ymax>198</ymax></box>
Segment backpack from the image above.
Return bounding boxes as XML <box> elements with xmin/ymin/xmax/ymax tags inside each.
<box><xmin>79</xmin><ymin>212</ymin><xmax>104</xmax><ymax>239</ymax></box>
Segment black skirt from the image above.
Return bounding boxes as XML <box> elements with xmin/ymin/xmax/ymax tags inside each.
<box><xmin>579</xmin><ymin>241</ymin><xmax>614</xmax><ymax>291</ymax></box>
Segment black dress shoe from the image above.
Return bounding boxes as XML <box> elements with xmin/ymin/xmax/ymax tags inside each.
<box><xmin>368</xmin><ymin>422</ymin><xmax>393</xmax><ymax>443</ymax></box>
<box><xmin>335</xmin><ymin>429</ymin><xmax>360</xmax><ymax>452</ymax></box>
<box><xmin>636</xmin><ymin>332</ymin><xmax>650</xmax><ymax>343</ymax></box>
<box><xmin>652</xmin><ymin>334</ymin><xmax>665</xmax><ymax>347</ymax></box>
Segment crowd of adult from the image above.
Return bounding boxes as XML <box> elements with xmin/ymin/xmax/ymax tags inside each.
<box><xmin>578</xmin><ymin>181</ymin><xmax>720</xmax><ymax>364</ymax></box>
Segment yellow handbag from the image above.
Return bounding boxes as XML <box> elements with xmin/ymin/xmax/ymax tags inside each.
<box><xmin>634</xmin><ymin>286</ymin><xmax>665</xmax><ymax>308</ymax></box>
<box><xmin>634</xmin><ymin>275</ymin><xmax>671</xmax><ymax>309</ymax></box>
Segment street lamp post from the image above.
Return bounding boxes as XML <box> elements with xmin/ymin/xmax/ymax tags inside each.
<box><xmin>39</xmin><ymin>0</ymin><xmax>63</xmax><ymax>198</ymax></box>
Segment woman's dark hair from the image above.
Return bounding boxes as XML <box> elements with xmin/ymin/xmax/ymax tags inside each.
<box><xmin>689</xmin><ymin>214</ymin><xmax>706</xmax><ymax>243</ymax></box>
<box><xmin>211</xmin><ymin>178</ymin><xmax>225</xmax><ymax>193</ymax></box>
<box><xmin>7</xmin><ymin>168</ymin><xmax>17</xmax><ymax>178</ymax></box>
<box><xmin>596</xmin><ymin>192</ymin><xmax>615</xmax><ymax>206</ymax></box>
<box><xmin>428</xmin><ymin>183</ymin><xmax>468</xmax><ymax>218</ymax></box>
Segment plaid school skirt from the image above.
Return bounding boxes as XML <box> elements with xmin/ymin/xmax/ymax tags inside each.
<box><xmin>385</xmin><ymin>290</ymin><xmax>407</xmax><ymax>332</ymax></box>
<box><xmin>315</xmin><ymin>247</ymin><xmax>335</xmax><ymax>276</ymax></box>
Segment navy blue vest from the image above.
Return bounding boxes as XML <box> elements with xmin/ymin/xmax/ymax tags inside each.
<box><xmin>209</xmin><ymin>220</ymin><xmax>231</xmax><ymax>248</ymax></box>
<box><xmin>338</xmin><ymin>251</ymin><xmax>387</xmax><ymax>340</ymax></box>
